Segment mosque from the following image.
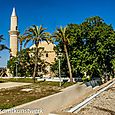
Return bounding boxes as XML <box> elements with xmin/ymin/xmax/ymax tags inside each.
<box><xmin>9</xmin><ymin>8</ymin><xmax>56</xmax><ymax>77</ymax></box>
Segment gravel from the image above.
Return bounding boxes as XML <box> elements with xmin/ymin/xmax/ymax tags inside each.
<box><xmin>75</xmin><ymin>84</ymin><xmax>115</xmax><ymax>115</ymax></box>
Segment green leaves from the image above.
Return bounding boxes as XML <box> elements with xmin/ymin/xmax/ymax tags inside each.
<box><xmin>7</xmin><ymin>49</ymin><xmax>33</xmax><ymax>77</ymax></box>
<box><xmin>52</xmin><ymin>16</ymin><xmax>115</xmax><ymax>81</ymax></box>
<box><xmin>24</xmin><ymin>25</ymin><xmax>51</xmax><ymax>47</ymax></box>
<box><xmin>0</xmin><ymin>35</ymin><xmax>9</xmax><ymax>52</ymax></box>
<box><xmin>23</xmin><ymin>25</ymin><xmax>51</xmax><ymax>80</ymax></box>
<box><xmin>69</xmin><ymin>16</ymin><xmax>115</xmax><ymax>79</ymax></box>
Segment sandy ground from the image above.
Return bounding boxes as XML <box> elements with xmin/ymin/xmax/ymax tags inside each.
<box><xmin>75</xmin><ymin>84</ymin><xmax>115</xmax><ymax>115</ymax></box>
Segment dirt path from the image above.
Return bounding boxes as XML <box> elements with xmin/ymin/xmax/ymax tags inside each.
<box><xmin>0</xmin><ymin>82</ymin><xmax>31</xmax><ymax>89</ymax></box>
<box><xmin>75</xmin><ymin>84</ymin><xmax>115</xmax><ymax>115</ymax></box>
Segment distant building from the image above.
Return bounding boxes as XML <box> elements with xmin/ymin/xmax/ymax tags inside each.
<box><xmin>9</xmin><ymin>8</ymin><xmax>56</xmax><ymax>77</ymax></box>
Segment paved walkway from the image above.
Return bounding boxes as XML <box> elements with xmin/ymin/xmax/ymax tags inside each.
<box><xmin>0</xmin><ymin>82</ymin><xmax>31</xmax><ymax>89</ymax></box>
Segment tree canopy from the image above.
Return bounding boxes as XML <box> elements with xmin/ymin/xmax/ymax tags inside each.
<box><xmin>24</xmin><ymin>25</ymin><xmax>51</xmax><ymax>82</ymax></box>
<box><xmin>52</xmin><ymin>16</ymin><xmax>115</xmax><ymax>82</ymax></box>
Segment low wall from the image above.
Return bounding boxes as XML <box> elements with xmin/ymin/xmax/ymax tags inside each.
<box><xmin>1</xmin><ymin>83</ymin><xmax>93</xmax><ymax>115</ymax></box>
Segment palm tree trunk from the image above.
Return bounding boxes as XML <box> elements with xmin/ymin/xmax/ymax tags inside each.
<box><xmin>33</xmin><ymin>61</ymin><xmax>37</xmax><ymax>83</ymax></box>
<box><xmin>33</xmin><ymin>47</ymin><xmax>38</xmax><ymax>83</ymax></box>
<box><xmin>64</xmin><ymin>44</ymin><xmax>73</xmax><ymax>82</ymax></box>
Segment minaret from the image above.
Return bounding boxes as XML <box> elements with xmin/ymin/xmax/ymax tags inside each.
<box><xmin>9</xmin><ymin>7</ymin><xmax>19</xmax><ymax>57</ymax></box>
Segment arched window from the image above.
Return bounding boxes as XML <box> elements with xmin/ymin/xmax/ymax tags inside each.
<box><xmin>46</xmin><ymin>53</ymin><xmax>48</xmax><ymax>57</ymax></box>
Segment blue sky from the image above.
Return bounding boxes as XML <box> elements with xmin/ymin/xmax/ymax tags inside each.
<box><xmin>0</xmin><ymin>0</ymin><xmax>115</xmax><ymax>67</ymax></box>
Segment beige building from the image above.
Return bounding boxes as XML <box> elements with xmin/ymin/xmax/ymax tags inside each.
<box><xmin>30</xmin><ymin>42</ymin><xmax>56</xmax><ymax>64</ymax></box>
<box><xmin>30</xmin><ymin>42</ymin><xmax>56</xmax><ymax>76</ymax></box>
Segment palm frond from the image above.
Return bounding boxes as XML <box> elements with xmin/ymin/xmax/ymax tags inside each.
<box><xmin>24</xmin><ymin>39</ymin><xmax>31</xmax><ymax>47</ymax></box>
<box><xmin>24</xmin><ymin>25</ymin><xmax>51</xmax><ymax>49</ymax></box>
<box><xmin>0</xmin><ymin>35</ymin><xmax>4</xmax><ymax>42</ymax></box>
<box><xmin>0</xmin><ymin>44</ymin><xmax>9</xmax><ymax>51</ymax></box>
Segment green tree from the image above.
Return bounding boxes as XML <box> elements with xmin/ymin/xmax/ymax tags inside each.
<box><xmin>7</xmin><ymin>49</ymin><xmax>33</xmax><ymax>77</ymax></box>
<box><xmin>50</xmin><ymin>16</ymin><xmax>115</xmax><ymax>82</ymax></box>
<box><xmin>24</xmin><ymin>25</ymin><xmax>51</xmax><ymax>82</ymax></box>
<box><xmin>53</xmin><ymin>27</ymin><xmax>73</xmax><ymax>82</ymax></box>
<box><xmin>68</xmin><ymin>16</ymin><xmax>115</xmax><ymax>81</ymax></box>
<box><xmin>7</xmin><ymin>48</ymin><xmax>48</xmax><ymax>77</ymax></box>
<box><xmin>18</xmin><ymin>34</ymin><xmax>26</xmax><ymax>51</ymax></box>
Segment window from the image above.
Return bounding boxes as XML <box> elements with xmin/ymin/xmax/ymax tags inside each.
<box><xmin>46</xmin><ymin>53</ymin><xmax>48</xmax><ymax>57</ymax></box>
<box><xmin>54</xmin><ymin>58</ymin><xmax>57</xmax><ymax>61</ymax></box>
<box><xmin>16</xmin><ymin>26</ymin><xmax>18</xmax><ymax>30</ymax></box>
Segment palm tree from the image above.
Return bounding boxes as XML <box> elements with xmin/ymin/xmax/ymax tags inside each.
<box><xmin>18</xmin><ymin>34</ymin><xmax>26</xmax><ymax>51</ymax></box>
<box><xmin>0</xmin><ymin>35</ymin><xmax>9</xmax><ymax>52</ymax></box>
<box><xmin>53</xmin><ymin>26</ymin><xmax>73</xmax><ymax>82</ymax></box>
<box><xmin>24</xmin><ymin>25</ymin><xmax>51</xmax><ymax>82</ymax></box>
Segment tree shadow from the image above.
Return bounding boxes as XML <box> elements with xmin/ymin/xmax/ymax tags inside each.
<box><xmin>93</xmin><ymin>106</ymin><xmax>115</xmax><ymax>115</ymax></box>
